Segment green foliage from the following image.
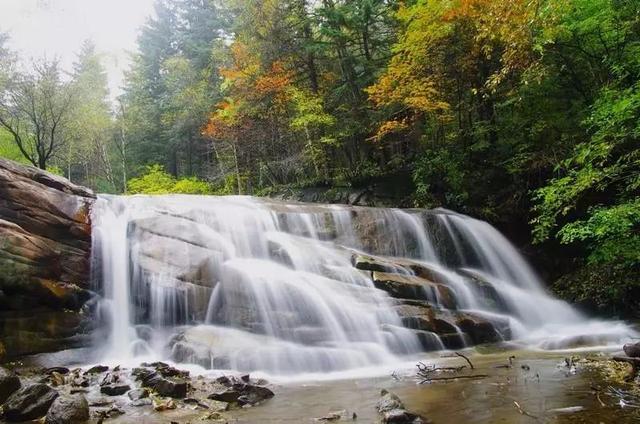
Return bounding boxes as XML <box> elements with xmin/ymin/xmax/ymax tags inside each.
<box><xmin>558</xmin><ymin>201</ymin><xmax>640</xmax><ymax>265</ymax></box>
<box><xmin>127</xmin><ymin>164</ymin><xmax>212</xmax><ymax>194</ymax></box>
<box><xmin>0</xmin><ymin>129</ymin><xmax>29</xmax><ymax>164</ymax></box>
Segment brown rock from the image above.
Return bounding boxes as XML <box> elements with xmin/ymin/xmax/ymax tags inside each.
<box><xmin>0</xmin><ymin>159</ymin><xmax>95</xmax><ymax>360</ymax></box>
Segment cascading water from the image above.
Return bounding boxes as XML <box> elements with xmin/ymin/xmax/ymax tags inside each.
<box><xmin>91</xmin><ymin>195</ymin><xmax>634</xmax><ymax>377</ymax></box>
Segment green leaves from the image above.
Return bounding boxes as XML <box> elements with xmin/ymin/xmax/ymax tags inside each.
<box><xmin>127</xmin><ymin>164</ymin><xmax>212</xmax><ymax>194</ymax></box>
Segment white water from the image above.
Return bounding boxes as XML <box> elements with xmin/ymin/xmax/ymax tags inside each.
<box><xmin>91</xmin><ymin>195</ymin><xmax>635</xmax><ymax>376</ymax></box>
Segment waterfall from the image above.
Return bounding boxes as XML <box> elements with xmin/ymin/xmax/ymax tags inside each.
<box><xmin>91</xmin><ymin>195</ymin><xmax>634</xmax><ymax>376</ymax></box>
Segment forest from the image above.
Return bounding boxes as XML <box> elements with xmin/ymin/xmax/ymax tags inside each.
<box><xmin>0</xmin><ymin>0</ymin><xmax>638</xmax><ymax>317</ymax></box>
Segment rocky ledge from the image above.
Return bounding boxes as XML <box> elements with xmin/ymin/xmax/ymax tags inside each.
<box><xmin>0</xmin><ymin>363</ymin><xmax>274</xmax><ymax>423</ymax></box>
<box><xmin>0</xmin><ymin>159</ymin><xmax>96</xmax><ymax>360</ymax></box>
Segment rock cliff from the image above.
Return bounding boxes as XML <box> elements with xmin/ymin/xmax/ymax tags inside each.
<box><xmin>0</xmin><ymin>159</ymin><xmax>95</xmax><ymax>360</ymax></box>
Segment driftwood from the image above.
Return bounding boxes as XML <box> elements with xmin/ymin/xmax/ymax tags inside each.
<box><xmin>416</xmin><ymin>352</ymin><xmax>483</xmax><ymax>384</ymax></box>
<box><xmin>455</xmin><ymin>352</ymin><xmax>475</xmax><ymax>370</ymax></box>
<box><xmin>612</xmin><ymin>356</ymin><xmax>640</xmax><ymax>381</ymax></box>
<box><xmin>423</xmin><ymin>374</ymin><xmax>489</xmax><ymax>383</ymax></box>
<box><xmin>513</xmin><ymin>401</ymin><xmax>538</xmax><ymax>420</ymax></box>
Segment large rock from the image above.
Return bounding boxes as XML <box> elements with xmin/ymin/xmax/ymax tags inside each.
<box><xmin>376</xmin><ymin>389</ymin><xmax>426</xmax><ymax>424</ymax></box>
<box><xmin>2</xmin><ymin>383</ymin><xmax>59</xmax><ymax>422</ymax></box>
<box><xmin>45</xmin><ymin>394</ymin><xmax>89</xmax><ymax>424</ymax></box>
<box><xmin>0</xmin><ymin>159</ymin><xmax>95</xmax><ymax>359</ymax></box>
<box><xmin>372</xmin><ymin>272</ymin><xmax>457</xmax><ymax>309</ymax></box>
<box><xmin>133</xmin><ymin>368</ymin><xmax>188</xmax><ymax>398</ymax></box>
<box><xmin>0</xmin><ymin>367</ymin><xmax>21</xmax><ymax>403</ymax></box>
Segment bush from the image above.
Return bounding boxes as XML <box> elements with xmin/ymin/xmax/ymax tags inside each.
<box><xmin>127</xmin><ymin>164</ymin><xmax>213</xmax><ymax>195</ymax></box>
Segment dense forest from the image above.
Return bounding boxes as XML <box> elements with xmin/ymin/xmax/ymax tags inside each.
<box><xmin>0</xmin><ymin>0</ymin><xmax>638</xmax><ymax>317</ymax></box>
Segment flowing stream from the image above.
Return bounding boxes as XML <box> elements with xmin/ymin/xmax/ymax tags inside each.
<box><xmin>90</xmin><ymin>195</ymin><xmax>634</xmax><ymax>378</ymax></box>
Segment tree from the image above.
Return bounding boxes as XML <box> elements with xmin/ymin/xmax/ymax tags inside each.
<box><xmin>66</xmin><ymin>40</ymin><xmax>116</xmax><ymax>189</ymax></box>
<box><xmin>0</xmin><ymin>59</ymin><xmax>74</xmax><ymax>169</ymax></box>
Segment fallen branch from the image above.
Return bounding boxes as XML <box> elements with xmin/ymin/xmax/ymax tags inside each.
<box><xmin>416</xmin><ymin>362</ymin><xmax>466</xmax><ymax>380</ymax></box>
<box><xmin>513</xmin><ymin>400</ymin><xmax>538</xmax><ymax>420</ymax></box>
<box><xmin>420</xmin><ymin>374</ymin><xmax>489</xmax><ymax>384</ymax></box>
<box><xmin>455</xmin><ymin>352</ymin><xmax>474</xmax><ymax>370</ymax></box>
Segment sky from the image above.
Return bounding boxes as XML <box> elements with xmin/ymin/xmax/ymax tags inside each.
<box><xmin>0</xmin><ymin>0</ymin><xmax>156</xmax><ymax>101</ymax></box>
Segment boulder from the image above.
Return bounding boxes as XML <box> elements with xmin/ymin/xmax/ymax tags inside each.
<box><xmin>84</xmin><ymin>365</ymin><xmax>108</xmax><ymax>375</ymax></box>
<box><xmin>44</xmin><ymin>394</ymin><xmax>89</xmax><ymax>424</ymax></box>
<box><xmin>2</xmin><ymin>383</ymin><xmax>59</xmax><ymax>422</ymax></box>
<box><xmin>376</xmin><ymin>389</ymin><xmax>404</xmax><ymax>413</ymax></box>
<box><xmin>136</xmin><ymin>370</ymin><xmax>187</xmax><ymax>398</ymax></box>
<box><xmin>0</xmin><ymin>367</ymin><xmax>21</xmax><ymax>403</ymax></box>
<box><xmin>127</xmin><ymin>388</ymin><xmax>149</xmax><ymax>401</ymax></box>
<box><xmin>100</xmin><ymin>384</ymin><xmax>131</xmax><ymax>396</ymax></box>
<box><xmin>372</xmin><ymin>272</ymin><xmax>456</xmax><ymax>308</ymax></box>
<box><xmin>0</xmin><ymin>159</ymin><xmax>95</xmax><ymax>359</ymax></box>
<box><xmin>208</xmin><ymin>382</ymin><xmax>274</xmax><ymax>406</ymax></box>
<box><xmin>624</xmin><ymin>342</ymin><xmax>640</xmax><ymax>358</ymax></box>
<box><xmin>383</xmin><ymin>409</ymin><xmax>425</xmax><ymax>423</ymax></box>
<box><xmin>376</xmin><ymin>390</ymin><xmax>426</xmax><ymax>424</ymax></box>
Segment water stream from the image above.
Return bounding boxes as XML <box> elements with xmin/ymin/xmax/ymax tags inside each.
<box><xmin>90</xmin><ymin>195</ymin><xmax>634</xmax><ymax>378</ymax></box>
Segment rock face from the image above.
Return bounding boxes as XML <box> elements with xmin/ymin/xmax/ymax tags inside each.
<box><xmin>0</xmin><ymin>158</ymin><xmax>95</xmax><ymax>359</ymax></box>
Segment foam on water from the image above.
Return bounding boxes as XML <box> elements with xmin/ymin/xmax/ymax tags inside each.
<box><xmin>90</xmin><ymin>195</ymin><xmax>636</xmax><ymax>376</ymax></box>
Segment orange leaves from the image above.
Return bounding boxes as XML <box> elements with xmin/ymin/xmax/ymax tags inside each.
<box><xmin>367</xmin><ymin>0</ymin><xmax>553</xmax><ymax>143</ymax></box>
<box><xmin>203</xmin><ymin>41</ymin><xmax>296</xmax><ymax>143</ymax></box>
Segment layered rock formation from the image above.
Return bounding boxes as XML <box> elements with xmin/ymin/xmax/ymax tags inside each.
<box><xmin>0</xmin><ymin>159</ymin><xmax>95</xmax><ymax>360</ymax></box>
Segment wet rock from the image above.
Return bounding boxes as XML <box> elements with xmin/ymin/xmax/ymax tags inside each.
<box><xmin>131</xmin><ymin>398</ymin><xmax>152</xmax><ymax>407</ymax></box>
<box><xmin>128</xmin><ymin>387</ymin><xmax>149</xmax><ymax>401</ymax></box>
<box><xmin>376</xmin><ymin>390</ymin><xmax>426</xmax><ymax>424</ymax></box>
<box><xmin>84</xmin><ymin>365</ymin><xmax>108</xmax><ymax>375</ymax></box>
<box><xmin>455</xmin><ymin>315</ymin><xmax>502</xmax><ymax>344</ymax></box>
<box><xmin>2</xmin><ymin>383</ymin><xmax>59</xmax><ymax>422</ymax></box>
<box><xmin>183</xmin><ymin>397</ymin><xmax>209</xmax><ymax>409</ymax></box>
<box><xmin>88</xmin><ymin>397</ymin><xmax>113</xmax><ymax>407</ymax></box>
<box><xmin>352</xmin><ymin>254</ymin><xmax>407</xmax><ymax>273</ymax></box>
<box><xmin>94</xmin><ymin>405</ymin><xmax>124</xmax><ymax>420</ymax></box>
<box><xmin>201</xmin><ymin>411</ymin><xmax>225</xmax><ymax>420</ymax></box>
<box><xmin>46</xmin><ymin>367</ymin><xmax>70</xmax><ymax>375</ymax></box>
<box><xmin>49</xmin><ymin>371</ymin><xmax>66</xmax><ymax>386</ymax></box>
<box><xmin>208</xmin><ymin>389</ymin><xmax>242</xmax><ymax>403</ymax></box>
<box><xmin>208</xmin><ymin>383</ymin><xmax>274</xmax><ymax>406</ymax></box>
<box><xmin>100</xmin><ymin>384</ymin><xmax>131</xmax><ymax>396</ymax></box>
<box><xmin>139</xmin><ymin>371</ymin><xmax>188</xmax><ymax>398</ymax></box>
<box><xmin>45</xmin><ymin>394</ymin><xmax>89</xmax><ymax>424</ymax></box>
<box><xmin>315</xmin><ymin>410</ymin><xmax>347</xmax><ymax>421</ymax></box>
<box><xmin>0</xmin><ymin>367</ymin><xmax>21</xmax><ymax>404</ymax></box>
<box><xmin>376</xmin><ymin>389</ymin><xmax>404</xmax><ymax>413</ymax></box>
<box><xmin>382</xmin><ymin>409</ymin><xmax>425</xmax><ymax>423</ymax></box>
<box><xmin>141</xmin><ymin>361</ymin><xmax>190</xmax><ymax>378</ymax></box>
<box><xmin>624</xmin><ymin>342</ymin><xmax>640</xmax><ymax>358</ymax></box>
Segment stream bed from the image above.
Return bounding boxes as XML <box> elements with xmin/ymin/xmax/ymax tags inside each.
<box><xmin>74</xmin><ymin>349</ymin><xmax>638</xmax><ymax>423</ymax></box>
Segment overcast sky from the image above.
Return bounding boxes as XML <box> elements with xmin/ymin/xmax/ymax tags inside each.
<box><xmin>0</xmin><ymin>0</ymin><xmax>156</xmax><ymax>101</ymax></box>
